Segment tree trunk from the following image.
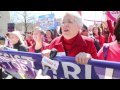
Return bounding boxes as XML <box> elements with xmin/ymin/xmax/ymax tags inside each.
<box><xmin>24</xmin><ymin>11</ymin><xmax>27</xmax><ymax>37</ymax></box>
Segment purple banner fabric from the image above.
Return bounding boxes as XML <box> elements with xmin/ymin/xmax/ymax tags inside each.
<box><xmin>0</xmin><ymin>50</ymin><xmax>120</xmax><ymax>79</ymax></box>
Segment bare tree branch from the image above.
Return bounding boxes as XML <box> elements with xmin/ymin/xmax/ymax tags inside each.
<box><xmin>10</xmin><ymin>11</ymin><xmax>36</xmax><ymax>35</ymax></box>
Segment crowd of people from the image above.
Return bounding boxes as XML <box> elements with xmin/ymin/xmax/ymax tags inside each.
<box><xmin>0</xmin><ymin>11</ymin><xmax>120</xmax><ymax>79</ymax></box>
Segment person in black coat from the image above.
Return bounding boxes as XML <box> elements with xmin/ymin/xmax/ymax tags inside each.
<box><xmin>6</xmin><ymin>31</ymin><xmax>28</xmax><ymax>52</ymax></box>
<box><xmin>1</xmin><ymin>31</ymin><xmax>28</xmax><ymax>79</ymax></box>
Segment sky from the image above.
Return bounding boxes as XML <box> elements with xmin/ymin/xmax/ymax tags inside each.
<box><xmin>10</xmin><ymin>11</ymin><xmax>106</xmax><ymax>27</ymax></box>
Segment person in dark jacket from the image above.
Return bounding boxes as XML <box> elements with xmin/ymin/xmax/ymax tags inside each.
<box><xmin>81</xmin><ymin>24</ymin><xmax>100</xmax><ymax>52</ymax></box>
<box><xmin>6</xmin><ymin>31</ymin><xmax>28</xmax><ymax>52</ymax></box>
<box><xmin>3</xmin><ymin>31</ymin><xmax>28</xmax><ymax>79</ymax></box>
<box><xmin>92</xmin><ymin>26</ymin><xmax>105</xmax><ymax>47</ymax></box>
<box><xmin>0</xmin><ymin>36</ymin><xmax>5</xmax><ymax>79</ymax></box>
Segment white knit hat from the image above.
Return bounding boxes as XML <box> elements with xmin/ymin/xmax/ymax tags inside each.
<box><xmin>7</xmin><ymin>31</ymin><xmax>25</xmax><ymax>46</ymax></box>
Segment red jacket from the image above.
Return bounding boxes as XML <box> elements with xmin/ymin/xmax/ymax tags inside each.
<box><xmin>25</xmin><ymin>39</ymin><xmax>35</xmax><ymax>47</ymax></box>
<box><xmin>28</xmin><ymin>42</ymin><xmax>49</xmax><ymax>53</ymax></box>
<box><xmin>98</xmin><ymin>41</ymin><xmax>120</xmax><ymax>62</ymax></box>
<box><xmin>95</xmin><ymin>35</ymin><xmax>105</xmax><ymax>48</ymax></box>
<box><xmin>107</xmin><ymin>20</ymin><xmax>115</xmax><ymax>42</ymax></box>
<box><xmin>47</xmin><ymin>33</ymin><xmax>98</xmax><ymax>59</ymax></box>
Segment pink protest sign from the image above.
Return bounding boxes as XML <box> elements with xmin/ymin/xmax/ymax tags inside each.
<box><xmin>107</xmin><ymin>11</ymin><xmax>120</xmax><ymax>22</ymax></box>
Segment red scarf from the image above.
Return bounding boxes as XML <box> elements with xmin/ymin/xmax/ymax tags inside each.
<box><xmin>63</xmin><ymin>33</ymin><xmax>79</xmax><ymax>54</ymax></box>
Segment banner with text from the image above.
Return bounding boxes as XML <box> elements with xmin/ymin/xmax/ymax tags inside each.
<box><xmin>0</xmin><ymin>50</ymin><xmax>120</xmax><ymax>79</ymax></box>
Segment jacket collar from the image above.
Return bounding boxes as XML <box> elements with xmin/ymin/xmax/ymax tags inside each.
<box><xmin>54</xmin><ymin>33</ymin><xmax>87</xmax><ymax>47</ymax></box>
